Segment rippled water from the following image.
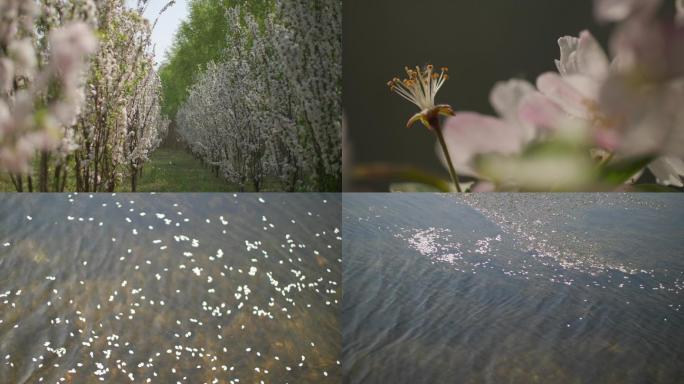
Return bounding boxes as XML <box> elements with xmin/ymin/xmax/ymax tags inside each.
<box><xmin>343</xmin><ymin>193</ymin><xmax>684</xmax><ymax>384</ymax></box>
<box><xmin>0</xmin><ymin>193</ymin><xmax>341</xmax><ymax>383</ymax></box>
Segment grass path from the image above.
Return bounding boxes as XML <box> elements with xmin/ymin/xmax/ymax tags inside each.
<box><xmin>134</xmin><ymin>147</ymin><xmax>237</xmax><ymax>192</ymax></box>
<box><xmin>0</xmin><ymin>147</ymin><xmax>259</xmax><ymax>192</ymax></box>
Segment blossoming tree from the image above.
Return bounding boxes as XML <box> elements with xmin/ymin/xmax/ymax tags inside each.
<box><xmin>73</xmin><ymin>0</ymin><xmax>167</xmax><ymax>192</ymax></box>
<box><xmin>0</xmin><ymin>0</ymin><xmax>96</xmax><ymax>191</ymax></box>
<box><xmin>0</xmin><ymin>0</ymin><xmax>169</xmax><ymax>192</ymax></box>
<box><xmin>176</xmin><ymin>0</ymin><xmax>342</xmax><ymax>192</ymax></box>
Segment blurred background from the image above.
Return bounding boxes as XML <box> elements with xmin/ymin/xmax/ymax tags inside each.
<box><xmin>343</xmin><ymin>0</ymin><xmax>611</xmax><ymax>191</ymax></box>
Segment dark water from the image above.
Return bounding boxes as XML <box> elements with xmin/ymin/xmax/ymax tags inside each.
<box><xmin>343</xmin><ymin>194</ymin><xmax>684</xmax><ymax>384</ymax></box>
<box><xmin>0</xmin><ymin>193</ymin><xmax>341</xmax><ymax>383</ymax></box>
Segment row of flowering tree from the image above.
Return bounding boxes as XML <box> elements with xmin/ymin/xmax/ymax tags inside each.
<box><xmin>176</xmin><ymin>0</ymin><xmax>342</xmax><ymax>192</ymax></box>
<box><xmin>0</xmin><ymin>0</ymin><xmax>168</xmax><ymax>192</ymax></box>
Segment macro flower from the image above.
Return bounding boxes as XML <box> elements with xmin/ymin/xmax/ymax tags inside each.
<box><xmin>436</xmin><ymin>12</ymin><xmax>684</xmax><ymax>189</ymax></box>
<box><xmin>387</xmin><ymin>65</ymin><xmax>455</xmax><ymax>129</ymax></box>
<box><xmin>438</xmin><ymin>77</ymin><xmax>596</xmax><ymax>191</ymax></box>
<box><xmin>534</xmin><ymin>26</ymin><xmax>684</xmax><ymax>186</ymax></box>
<box><xmin>438</xmin><ymin>79</ymin><xmax>539</xmax><ymax>177</ymax></box>
<box><xmin>536</xmin><ymin>31</ymin><xmax>614</xmax><ymax>145</ymax></box>
<box><xmin>388</xmin><ymin>64</ymin><xmax>464</xmax><ymax>191</ymax></box>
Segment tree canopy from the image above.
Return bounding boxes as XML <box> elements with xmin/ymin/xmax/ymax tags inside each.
<box><xmin>159</xmin><ymin>0</ymin><xmax>273</xmax><ymax>118</ymax></box>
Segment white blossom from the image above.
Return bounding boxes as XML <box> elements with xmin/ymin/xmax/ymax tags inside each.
<box><xmin>177</xmin><ymin>0</ymin><xmax>342</xmax><ymax>191</ymax></box>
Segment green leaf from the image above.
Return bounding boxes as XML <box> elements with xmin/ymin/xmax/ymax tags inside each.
<box><xmin>353</xmin><ymin>164</ymin><xmax>454</xmax><ymax>192</ymax></box>
<box><xmin>600</xmin><ymin>156</ymin><xmax>653</xmax><ymax>185</ymax></box>
<box><xmin>628</xmin><ymin>184</ymin><xmax>680</xmax><ymax>192</ymax></box>
<box><xmin>389</xmin><ymin>182</ymin><xmax>443</xmax><ymax>192</ymax></box>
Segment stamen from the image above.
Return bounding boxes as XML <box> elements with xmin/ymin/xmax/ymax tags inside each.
<box><xmin>388</xmin><ymin>64</ymin><xmax>450</xmax><ymax>111</ymax></box>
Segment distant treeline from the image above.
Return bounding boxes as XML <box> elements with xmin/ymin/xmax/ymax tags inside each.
<box><xmin>159</xmin><ymin>0</ymin><xmax>273</xmax><ymax>118</ymax></box>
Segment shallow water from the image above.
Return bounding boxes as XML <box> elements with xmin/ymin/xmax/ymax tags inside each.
<box><xmin>0</xmin><ymin>193</ymin><xmax>341</xmax><ymax>383</ymax></box>
<box><xmin>343</xmin><ymin>193</ymin><xmax>684</xmax><ymax>384</ymax></box>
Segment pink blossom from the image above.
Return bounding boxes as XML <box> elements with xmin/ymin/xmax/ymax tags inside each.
<box><xmin>593</xmin><ymin>0</ymin><xmax>661</xmax><ymax>22</ymax></box>
<box><xmin>441</xmin><ymin>15</ymin><xmax>684</xmax><ymax>188</ymax></box>
<box><xmin>530</xmin><ymin>26</ymin><xmax>684</xmax><ymax>186</ymax></box>
<box><xmin>439</xmin><ymin>79</ymin><xmax>542</xmax><ymax>177</ymax></box>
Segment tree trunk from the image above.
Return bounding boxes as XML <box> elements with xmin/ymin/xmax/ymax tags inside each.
<box><xmin>288</xmin><ymin>172</ymin><xmax>297</xmax><ymax>192</ymax></box>
<box><xmin>39</xmin><ymin>151</ymin><xmax>49</xmax><ymax>192</ymax></box>
<box><xmin>131</xmin><ymin>165</ymin><xmax>138</xmax><ymax>192</ymax></box>
<box><xmin>59</xmin><ymin>165</ymin><xmax>67</xmax><ymax>192</ymax></box>
<box><xmin>75</xmin><ymin>155</ymin><xmax>83</xmax><ymax>192</ymax></box>
<box><xmin>52</xmin><ymin>163</ymin><xmax>62</xmax><ymax>192</ymax></box>
<box><xmin>10</xmin><ymin>174</ymin><xmax>23</xmax><ymax>192</ymax></box>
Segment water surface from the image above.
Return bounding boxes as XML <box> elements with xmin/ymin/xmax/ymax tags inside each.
<box><xmin>0</xmin><ymin>193</ymin><xmax>341</xmax><ymax>383</ymax></box>
<box><xmin>343</xmin><ymin>193</ymin><xmax>684</xmax><ymax>384</ymax></box>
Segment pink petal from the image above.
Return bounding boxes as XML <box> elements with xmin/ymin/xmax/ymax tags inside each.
<box><xmin>594</xmin><ymin>0</ymin><xmax>661</xmax><ymax>22</ymax></box>
<box><xmin>471</xmin><ymin>181</ymin><xmax>496</xmax><ymax>192</ymax></box>
<box><xmin>577</xmin><ymin>31</ymin><xmax>610</xmax><ymax>80</ymax></box>
<box><xmin>649</xmin><ymin>157</ymin><xmax>684</xmax><ymax>187</ymax></box>
<box><xmin>439</xmin><ymin>112</ymin><xmax>526</xmax><ymax>177</ymax></box>
<box><xmin>555</xmin><ymin>36</ymin><xmax>580</xmax><ymax>77</ymax></box>
<box><xmin>518</xmin><ymin>92</ymin><xmax>566</xmax><ymax>130</ymax></box>
<box><xmin>555</xmin><ymin>31</ymin><xmax>610</xmax><ymax>80</ymax></box>
<box><xmin>594</xmin><ymin>128</ymin><xmax>621</xmax><ymax>152</ymax></box>
<box><xmin>489</xmin><ymin>79</ymin><xmax>535</xmax><ymax>124</ymax></box>
<box><xmin>536</xmin><ymin>72</ymin><xmax>592</xmax><ymax>119</ymax></box>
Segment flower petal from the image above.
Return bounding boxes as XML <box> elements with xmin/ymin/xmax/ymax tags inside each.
<box><xmin>556</xmin><ymin>31</ymin><xmax>610</xmax><ymax>80</ymax></box>
<box><xmin>610</xmin><ymin>18</ymin><xmax>684</xmax><ymax>81</ymax></box>
<box><xmin>563</xmin><ymin>74</ymin><xmax>601</xmax><ymax>100</ymax></box>
<box><xmin>471</xmin><ymin>181</ymin><xmax>496</xmax><ymax>192</ymax></box>
<box><xmin>435</xmin><ymin>104</ymin><xmax>455</xmax><ymax>117</ymax></box>
<box><xmin>594</xmin><ymin>0</ymin><xmax>661</xmax><ymax>22</ymax></box>
<box><xmin>439</xmin><ymin>112</ymin><xmax>526</xmax><ymax>177</ymax></box>
<box><xmin>536</xmin><ymin>72</ymin><xmax>592</xmax><ymax>119</ymax></box>
<box><xmin>576</xmin><ymin>31</ymin><xmax>611</xmax><ymax>80</ymax></box>
<box><xmin>489</xmin><ymin>79</ymin><xmax>535</xmax><ymax>124</ymax></box>
<box><xmin>518</xmin><ymin>92</ymin><xmax>566</xmax><ymax>131</ymax></box>
<box><xmin>555</xmin><ymin>36</ymin><xmax>580</xmax><ymax>77</ymax></box>
<box><xmin>600</xmin><ymin>75</ymin><xmax>684</xmax><ymax>157</ymax></box>
<box><xmin>406</xmin><ymin>112</ymin><xmax>429</xmax><ymax>129</ymax></box>
<box><xmin>648</xmin><ymin>156</ymin><xmax>684</xmax><ymax>187</ymax></box>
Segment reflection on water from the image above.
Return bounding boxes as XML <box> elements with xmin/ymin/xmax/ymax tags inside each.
<box><xmin>0</xmin><ymin>193</ymin><xmax>341</xmax><ymax>383</ymax></box>
<box><xmin>343</xmin><ymin>194</ymin><xmax>684</xmax><ymax>384</ymax></box>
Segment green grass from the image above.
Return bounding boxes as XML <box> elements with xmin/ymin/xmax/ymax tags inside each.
<box><xmin>0</xmin><ymin>147</ymin><xmax>282</xmax><ymax>192</ymax></box>
<box><xmin>132</xmin><ymin>147</ymin><xmax>237</xmax><ymax>192</ymax></box>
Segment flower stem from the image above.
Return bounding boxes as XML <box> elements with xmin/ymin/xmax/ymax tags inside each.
<box><xmin>431</xmin><ymin>118</ymin><xmax>463</xmax><ymax>193</ymax></box>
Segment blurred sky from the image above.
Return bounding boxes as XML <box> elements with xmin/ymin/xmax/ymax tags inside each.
<box><xmin>126</xmin><ymin>0</ymin><xmax>189</xmax><ymax>67</ymax></box>
<box><xmin>344</xmin><ymin>0</ymin><xmax>611</xmax><ymax>187</ymax></box>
